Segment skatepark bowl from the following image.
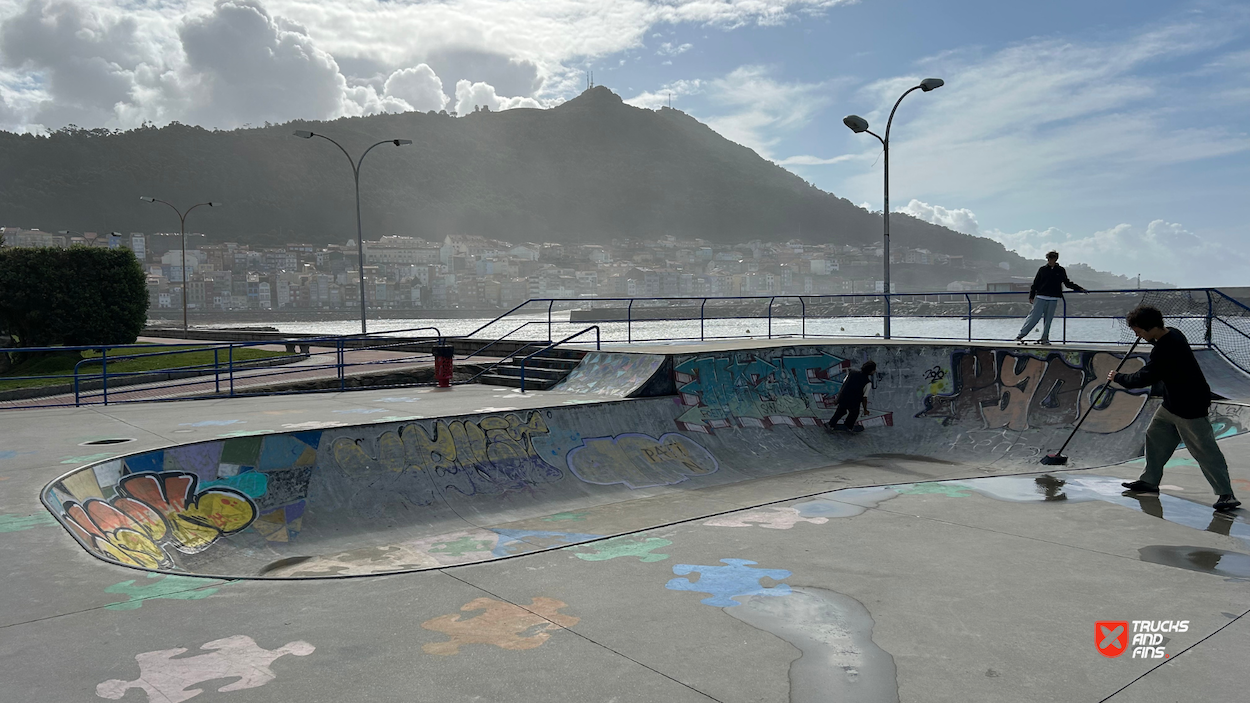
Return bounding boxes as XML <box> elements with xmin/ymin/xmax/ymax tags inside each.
<box><xmin>40</xmin><ymin>341</ymin><xmax>1250</xmax><ymax>579</ymax></box>
<box><xmin>18</xmin><ymin>338</ymin><xmax>1250</xmax><ymax>703</ymax></box>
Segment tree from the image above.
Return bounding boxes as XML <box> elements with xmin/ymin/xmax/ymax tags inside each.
<box><xmin>0</xmin><ymin>247</ymin><xmax>148</xmax><ymax>351</ymax></box>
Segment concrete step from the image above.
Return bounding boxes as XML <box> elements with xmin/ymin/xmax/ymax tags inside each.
<box><xmin>475</xmin><ymin>373</ymin><xmax>557</xmax><ymax>390</ymax></box>
<box><xmin>489</xmin><ymin>366</ymin><xmax>566</xmax><ymax>380</ymax></box>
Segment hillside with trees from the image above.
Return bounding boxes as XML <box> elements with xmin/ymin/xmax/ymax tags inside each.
<box><xmin>1</xmin><ymin>87</ymin><xmax>1038</xmax><ymax>271</ymax></box>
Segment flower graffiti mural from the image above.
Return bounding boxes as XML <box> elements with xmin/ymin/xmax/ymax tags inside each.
<box><xmin>61</xmin><ymin>471</ymin><xmax>257</xmax><ymax>569</ymax></box>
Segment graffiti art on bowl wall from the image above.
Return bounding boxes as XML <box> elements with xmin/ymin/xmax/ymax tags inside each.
<box><xmin>61</xmin><ymin>471</ymin><xmax>256</xmax><ymax>569</ymax></box>
<box><xmin>673</xmin><ymin>348</ymin><xmax>852</xmax><ymax>432</ymax></box>
<box><xmin>916</xmin><ymin>349</ymin><xmax>1150</xmax><ymax>432</ymax></box>
<box><xmin>566</xmin><ymin>432</ymin><xmax>719</xmax><ymax>489</ymax></box>
<box><xmin>46</xmin><ymin>432</ymin><xmax>321</xmax><ymax>569</ymax></box>
<box><xmin>326</xmin><ymin>411</ymin><xmax>563</xmax><ymax>497</ymax></box>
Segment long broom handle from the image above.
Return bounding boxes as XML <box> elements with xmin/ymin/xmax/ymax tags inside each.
<box><xmin>1051</xmin><ymin>337</ymin><xmax>1143</xmax><ymax>456</ymax></box>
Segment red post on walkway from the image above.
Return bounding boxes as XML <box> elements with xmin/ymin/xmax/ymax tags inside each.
<box><xmin>433</xmin><ymin>344</ymin><xmax>455</xmax><ymax>388</ymax></box>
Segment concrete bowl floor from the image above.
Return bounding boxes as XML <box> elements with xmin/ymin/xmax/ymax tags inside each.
<box><xmin>2</xmin><ymin>386</ymin><xmax>1249</xmax><ymax>702</ymax></box>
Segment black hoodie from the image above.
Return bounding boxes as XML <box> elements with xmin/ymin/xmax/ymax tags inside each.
<box><xmin>1113</xmin><ymin>328</ymin><xmax>1212</xmax><ymax>419</ymax></box>
<box><xmin>1030</xmin><ymin>264</ymin><xmax>1085</xmax><ymax>299</ymax></box>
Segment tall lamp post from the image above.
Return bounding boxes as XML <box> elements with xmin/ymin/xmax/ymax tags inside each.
<box><xmin>292</xmin><ymin>130</ymin><xmax>412</xmax><ymax>335</ymax></box>
<box><xmin>140</xmin><ymin>198</ymin><xmax>217</xmax><ymax>331</ymax></box>
<box><xmin>843</xmin><ymin>77</ymin><xmax>944</xmax><ymax>339</ymax></box>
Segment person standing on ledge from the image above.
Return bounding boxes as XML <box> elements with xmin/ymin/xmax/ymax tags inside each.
<box><xmin>1015</xmin><ymin>251</ymin><xmax>1087</xmax><ymax>345</ymax></box>
<box><xmin>827</xmin><ymin>361</ymin><xmax>875</xmax><ymax>432</ymax></box>
<box><xmin>1109</xmin><ymin>305</ymin><xmax>1240</xmax><ymax>511</ymax></box>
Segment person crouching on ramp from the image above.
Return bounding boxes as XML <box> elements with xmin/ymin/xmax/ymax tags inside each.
<box><xmin>1109</xmin><ymin>305</ymin><xmax>1241</xmax><ymax>511</ymax></box>
<box><xmin>827</xmin><ymin>361</ymin><xmax>875</xmax><ymax>433</ymax></box>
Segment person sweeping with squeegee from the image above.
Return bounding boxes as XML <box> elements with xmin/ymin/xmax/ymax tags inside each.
<box><xmin>1108</xmin><ymin>306</ymin><xmax>1240</xmax><ymax>511</ymax></box>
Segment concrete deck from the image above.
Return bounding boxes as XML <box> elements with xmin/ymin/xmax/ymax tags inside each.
<box><xmin>2</xmin><ymin>341</ymin><xmax>1248</xmax><ymax>702</ymax></box>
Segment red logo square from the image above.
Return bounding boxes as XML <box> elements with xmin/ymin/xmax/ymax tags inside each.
<box><xmin>1096</xmin><ymin>621</ymin><xmax>1129</xmax><ymax>657</ymax></box>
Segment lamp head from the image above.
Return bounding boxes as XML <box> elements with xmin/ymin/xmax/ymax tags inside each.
<box><xmin>393</xmin><ymin>139</ymin><xmax>412</xmax><ymax>146</ymax></box>
<box><xmin>140</xmin><ymin>196</ymin><xmax>155</xmax><ymax>202</ymax></box>
<box><xmin>919</xmin><ymin>78</ymin><xmax>945</xmax><ymax>92</ymax></box>
<box><xmin>843</xmin><ymin>115</ymin><xmax>870</xmax><ymax>133</ymax></box>
<box><xmin>292</xmin><ymin>130</ymin><xmax>314</xmax><ymax>139</ymax></box>
<box><xmin>57</xmin><ymin>230</ymin><xmax>70</xmax><ymax>234</ymax></box>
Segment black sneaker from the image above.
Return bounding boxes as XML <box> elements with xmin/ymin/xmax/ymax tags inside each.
<box><xmin>1214</xmin><ymin>495</ymin><xmax>1242</xmax><ymax>511</ymax></box>
<box><xmin>1121</xmin><ymin>480</ymin><xmax>1160</xmax><ymax>493</ymax></box>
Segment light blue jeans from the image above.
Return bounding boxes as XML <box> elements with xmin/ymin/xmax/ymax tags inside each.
<box><xmin>1018</xmin><ymin>298</ymin><xmax>1058</xmax><ymax>340</ymax></box>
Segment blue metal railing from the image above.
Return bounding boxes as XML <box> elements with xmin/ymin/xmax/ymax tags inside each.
<box><xmin>4</xmin><ymin>287</ymin><xmax>1248</xmax><ymax>408</ymax></box>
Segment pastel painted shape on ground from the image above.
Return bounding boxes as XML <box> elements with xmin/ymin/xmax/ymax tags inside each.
<box><xmin>571</xmin><ymin>536</ymin><xmax>672</xmax><ymax>562</ymax></box>
<box><xmin>104</xmin><ymin>573</ymin><xmax>223</xmax><ymax>610</ymax></box>
<box><xmin>666</xmin><ymin>559</ymin><xmax>793</xmax><ymax>607</ymax></box>
<box><xmin>96</xmin><ymin>635</ymin><xmax>314</xmax><ymax>702</ymax></box>
<box><xmin>0</xmin><ymin>512</ymin><xmax>58</xmax><ymax>532</ymax></box>
<box><xmin>704</xmin><ymin>506</ymin><xmax>829</xmax><ymax>530</ymax></box>
<box><xmin>421</xmin><ymin>597</ymin><xmax>579</xmax><ymax>655</ymax></box>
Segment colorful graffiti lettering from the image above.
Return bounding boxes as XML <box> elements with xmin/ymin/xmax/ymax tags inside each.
<box><xmin>673</xmin><ymin>349</ymin><xmax>850</xmax><ymax>432</ymax></box>
<box><xmin>61</xmin><ymin>471</ymin><xmax>257</xmax><ymax>569</ymax></box>
<box><xmin>96</xmin><ymin>635</ymin><xmax>314</xmax><ymax>702</ymax></box>
<box><xmin>422</xmin><ymin>597</ymin><xmax>579</xmax><ymax>655</ymax></box>
<box><xmin>328</xmin><ymin>411</ymin><xmax>563</xmax><ymax>496</ymax></box>
<box><xmin>565</xmin><ymin>432</ymin><xmax>718</xmax><ymax>489</ymax></box>
<box><xmin>917</xmin><ymin>349</ymin><xmax>1149</xmax><ymax>432</ymax></box>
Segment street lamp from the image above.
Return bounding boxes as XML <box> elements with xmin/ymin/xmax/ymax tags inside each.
<box><xmin>140</xmin><ymin>197</ymin><xmax>217</xmax><ymax>331</ymax></box>
<box><xmin>844</xmin><ymin>77</ymin><xmax>944</xmax><ymax>339</ymax></box>
<box><xmin>292</xmin><ymin>130</ymin><xmax>412</xmax><ymax>335</ymax></box>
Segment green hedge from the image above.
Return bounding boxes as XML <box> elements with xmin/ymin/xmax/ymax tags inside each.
<box><xmin>0</xmin><ymin>246</ymin><xmax>148</xmax><ymax>348</ymax></box>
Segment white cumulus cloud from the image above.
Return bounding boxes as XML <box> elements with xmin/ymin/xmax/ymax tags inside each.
<box><xmin>900</xmin><ymin>199</ymin><xmax>1249</xmax><ymax>287</ymax></box>
<box><xmin>454</xmin><ymin>79</ymin><xmax>542</xmax><ymax>115</ymax></box>
<box><xmin>383</xmin><ymin>64</ymin><xmax>448</xmax><ymax>113</ymax></box>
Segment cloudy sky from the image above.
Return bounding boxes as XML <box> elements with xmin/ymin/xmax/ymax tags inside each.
<box><xmin>1</xmin><ymin>0</ymin><xmax>1247</xmax><ymax>286</ymax></box>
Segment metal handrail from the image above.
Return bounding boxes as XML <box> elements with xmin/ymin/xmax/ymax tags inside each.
<box><xmin>519</xmin><ymin>326</ymin><xmax>601</xmax><ymax>393</ymax></box>
<box><xmin>458</xmin><ymin>341</ymin><xmax>548</xmax><ymax>386</ymax></box>
<box><xmin>458</xmin><ymin>321</ymin><xmax>548</xmax><ymax>361</ymax></box>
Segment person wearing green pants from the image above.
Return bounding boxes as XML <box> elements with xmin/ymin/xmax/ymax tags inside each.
<box><xmin>1108</xmin><ymin>305</ymin><xmax>1240</xmax><ymax>511</ymax></box>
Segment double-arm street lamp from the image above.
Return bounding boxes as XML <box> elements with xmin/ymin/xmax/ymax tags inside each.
<box><xmin>843</xmin><ymin>77</ymin><xmax>944</xmax><ymax>339</ymax></box>
<box><xmin>140</xmin><ymin>197</ymin><xmax>217</xmax><ymax>331</ymax></box>
<box><xmin>293</xmin><ymin>130</ymin><xmax>412</xmax><ymax>335</ymax></box>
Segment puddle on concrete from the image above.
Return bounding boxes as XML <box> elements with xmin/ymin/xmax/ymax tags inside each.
<box><xmin>938</xmin><ymin>475</ymin><xmax>1250</xmax><ymax>548</ymax></box>
<box><xmin>794</xmin><ymin>475</ymin><xmax>1250</xmax><ymax>550</ymax></box>
<box><xmin>1138</xmin><ymin>545</ymin><xmax>1250</xmax><ymax>579</ymax></box>
<box><xmin>726</xmin><ymin>586</ymin><xmax>899</xmax><ymax>703</ymax></box>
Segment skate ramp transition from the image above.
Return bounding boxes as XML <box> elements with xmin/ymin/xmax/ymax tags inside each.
<box><xmin>43</xmin><ymin>342</ymin><xmax>1250</xmax><ymax>579</ymax></box>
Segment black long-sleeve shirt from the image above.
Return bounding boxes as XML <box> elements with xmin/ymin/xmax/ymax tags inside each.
<box><xmin>1113</xmin><ymin>327</ymin><xmax>1211</xmax><ymax>419</ymax></box>
<box><xmin>1030</xmin><ymin>264</ymin><xmax>1085</xmax><ymax>299</ymax></box>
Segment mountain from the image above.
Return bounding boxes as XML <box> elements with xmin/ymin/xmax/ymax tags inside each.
<box><xmin>0</xmin><ymin>86</ymin><xmax>1032</xmax><ymax>268</ymax></box>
